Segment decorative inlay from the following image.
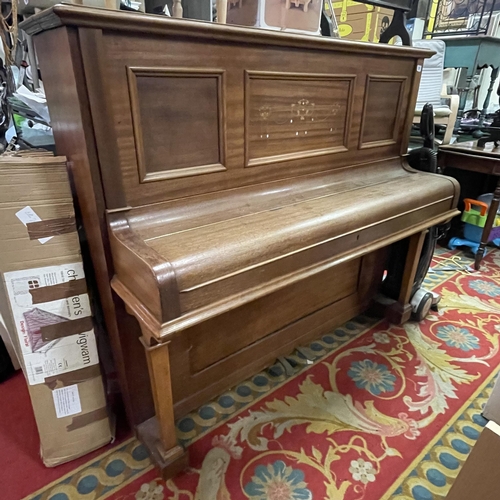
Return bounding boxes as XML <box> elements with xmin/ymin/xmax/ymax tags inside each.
<box><xmin>245</xmin><ymin>71</ymin><xmax>355</xmax><ymax>167</ymax></box>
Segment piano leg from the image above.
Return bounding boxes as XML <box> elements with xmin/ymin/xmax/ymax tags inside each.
<box><xmin>138</xmin><ymin>335</ymin><xmax>188</xmax><ymax>479</ymax></box>
<box><xmin>385</xmin><ymin>230</ymin><xmax>427</xmax><ymax>324</ymax></box>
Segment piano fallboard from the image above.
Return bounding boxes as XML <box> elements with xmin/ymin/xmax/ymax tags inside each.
<box><xmin>110</xmin><ymin>159</ymin><xmax>458</xmax><ymax>333</ymax></box>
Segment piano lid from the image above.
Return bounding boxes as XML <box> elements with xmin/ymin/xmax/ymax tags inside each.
<box><xmin>21</xmin><ymin>4</ymin><xmax>432</xmax><ymax>60</ymax></box>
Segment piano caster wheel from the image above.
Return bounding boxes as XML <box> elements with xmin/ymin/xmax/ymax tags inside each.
<box><xmin>411</xmin><ymin>288</ymin><xmax>434</xmax><ymax>322</ymax></box>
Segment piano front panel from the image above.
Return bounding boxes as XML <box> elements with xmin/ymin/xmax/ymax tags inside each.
<box><xmin>127</xmin><ymin>67</ymin><xmax>226</xmax><ymax>182</ymax></box>
<box><xmin>186</xmin><ymin>257</ymin><xmax>360</xmax><ymax>374</ymax></box>
<box><xmin>80</xmin><ymin>30</ymin><xmax>419</xmax><ymax>209</ymax></box>
<box><xmin>244</xmin><ymin>71</ymin><xmax>354</xmax><ymax>166</ymax></box>
<box><xmin>360</xmin><ymin>75</ymin><xmax>407</xmax><ymax>149</ymax></box>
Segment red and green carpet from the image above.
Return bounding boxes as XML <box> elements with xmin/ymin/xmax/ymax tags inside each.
<box><xmin>5</xmin><ymin>248</ymin><xmax>500</xmax><ymax>500</ymax></box>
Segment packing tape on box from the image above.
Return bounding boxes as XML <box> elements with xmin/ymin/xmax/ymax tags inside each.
<box><xmin>46</xmin><ymin>365</ymin><xmax>110</xmax><ymax>432</ymax></box>
<box><xmin>44</xmin><ymin>363</ymin><xmax>102</xmax><ymax>389</ymax></box>
<box><xmin>67</xmin><ymin>406</ymin><xmax>109</xmax><ymax>431</ymax></box>
<box><xmin>40</xmin><ymin>315</ymin><xmax>94</xmax><ymax>341</ymax></box>
<box><xmin>29</xmin><ymin>279</ymin><xmax>87</xmax><ymax>304</ymax></box>
<box><xmin>26</xmin><ymin>216</ymin><xmax>77</xmax><ymax>240</ymax></box>
<box><xmin>4</xmin><ymin>262</ymin><xmax>100</xmax><ymax>386</ymax></box>
<box><xmin>25</xmin><ymin>274</ymin><xmax>94</xmax><ymax>341</ymax></box>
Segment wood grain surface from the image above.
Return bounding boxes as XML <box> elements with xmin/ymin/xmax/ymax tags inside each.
<box><xmin>24</xmin><ymin>6</ymin><xmax>458</xmax><ymax>478</ymax></box>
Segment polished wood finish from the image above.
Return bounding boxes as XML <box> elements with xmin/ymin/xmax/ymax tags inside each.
<box><xmin>127</xmin><ymin>67</ymin><xmax>226</xmax><ymax>181</ymax></box>
<box><xmin>244</xmin><ymin>72</ymin><xmax>354</xmax><ymax>166</ymax></box>
<box><xmin>359</xmin><ymin>76</ymin><xmax>406</xmax><ymax>149</ymax></box>
<box><xmin>23</xmin><ymin>5</ymin><xmax>459</xmax><ymax>478</ymax></box>
<box><xmin>140</xmin><ymin>337</ymin><xmax>178</xmax><ymax>454</ymax></box>
<box><xmin>187</xmin><ymin>258</ymin><xmax>360</xmax><ymax>373</ymax></box>
<box><xmin>439</xmin><ymin>141</ymin><xmax>500</xmax><ymax>270</ymax></box>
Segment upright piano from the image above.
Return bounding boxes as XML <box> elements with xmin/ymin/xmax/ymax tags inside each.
<box><xmin>21</xmin><ymin>5</ymin><xmax>459</xmax><ymax>477</ymax></box>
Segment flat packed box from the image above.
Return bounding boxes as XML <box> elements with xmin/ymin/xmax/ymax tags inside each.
<box><xmin>0</xmin><ymin>152</ymin><xmax>113</xmax><ymax>466</ymax></box>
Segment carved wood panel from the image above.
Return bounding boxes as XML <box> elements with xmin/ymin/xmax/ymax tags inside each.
<box><xmin>127</xmin><ymin>67</ymin><xmax>226</xmax><ymax>182</ymax></box>
<box><xmin>359</xmin><ymin>75</ymin><xmax>407</xmax><ymax>149</ymax></box>
<box><xmin>245</xmin><ymin>71</ymin><xmax>355</xmax><ymax>167</ymax></box>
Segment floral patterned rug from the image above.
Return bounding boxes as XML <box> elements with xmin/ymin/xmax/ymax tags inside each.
<box><xmin>25</xmin><ymin>248</ymin><xmax>500</xmax><ymax>500</ymax></box>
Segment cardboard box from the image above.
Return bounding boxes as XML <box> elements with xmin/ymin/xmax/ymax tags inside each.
<box><xmin>446</xmin><ymin>421</ymin><xmax>500</xmax><ymax>500</ymax></box>
<box><xmin>445</xmin><ymin>376</ymin><xmax>500</xmax><ymax>499</ymax></box>
<box><xmin>0</xmin><ymin>153</ymin><xmax>113</xmax><ymax>467</ymax></box>
<box><xmin>332</xmin><ymin>0</ymin><xmax>393</xmax><ymax>42</ymax></box>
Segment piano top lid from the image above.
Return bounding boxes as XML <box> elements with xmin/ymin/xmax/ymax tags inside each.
<box><xmin>21</xmin><ymin>4</ymin><xmax>433</xmax><ymax>60</ymax></box>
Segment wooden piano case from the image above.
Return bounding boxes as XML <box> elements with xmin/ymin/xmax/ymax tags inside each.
<box><xmin>22</xmin><ymin>6</ymin><xmax>459</xmax><ymax>477</ymax></box>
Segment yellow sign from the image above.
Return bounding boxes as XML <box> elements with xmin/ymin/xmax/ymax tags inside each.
<box><xmin>338</xmin><ymin>24</ymin><xmax>353</xmax><ymax>36</ymax></box>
